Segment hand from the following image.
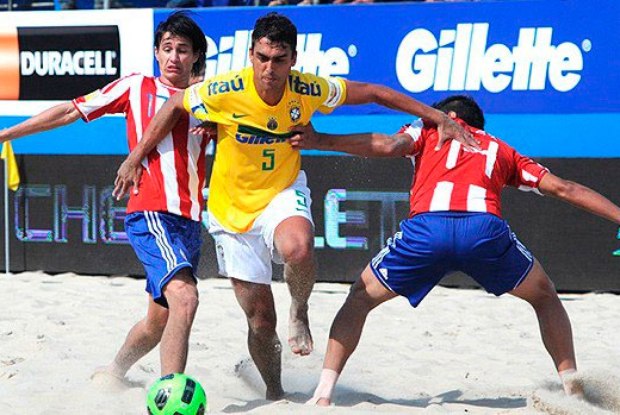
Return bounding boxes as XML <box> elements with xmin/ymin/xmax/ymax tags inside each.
<box><xmin>289</xmin><ymin>123</ymin><xmax>318</xmax><ymax>150</ymax></box>
<box><xmin>435</xmin><ymin>115</ymin><xmax>480</xmax><ymax>151</ymax></box>
<box><xmin>189</xmin><ymin>121</ymin><xmax>217</xmax><ymax>140</ymax></box>
<box><xmin>113</xmin><ymin>158</ymin><xmax>143</xmax><ymax>201</ymax></box>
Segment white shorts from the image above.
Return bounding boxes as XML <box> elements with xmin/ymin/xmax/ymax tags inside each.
<box><xmin>208</xmin><ymin>171</ymin><xmax>314</xmax><ymax>285</ymax></box>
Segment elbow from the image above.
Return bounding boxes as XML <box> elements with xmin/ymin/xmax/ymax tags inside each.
<box><xmin>548</xmin><ymin>179</ymin><xmax>578</xmax><ymax>199</ymax></box>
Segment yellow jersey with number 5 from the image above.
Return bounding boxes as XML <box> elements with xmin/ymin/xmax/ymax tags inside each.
<box><xmin>184</xmin><ymin>66</ymin><xmax>346</xmax><ymax>233</ymax></box>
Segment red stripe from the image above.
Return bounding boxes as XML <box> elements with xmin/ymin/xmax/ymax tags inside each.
<box><xmin>197</xmin><ymin>134</ymin><xmax>208</xmax><ymax>207</ymax></box>
<box><xmin>173</xmin><ymin>114</ymin><xmax>191</xmax><ymax>217</ymax></box>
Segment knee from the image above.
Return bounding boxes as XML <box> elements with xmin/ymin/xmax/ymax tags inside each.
<box><xmin>344</xmin><ymin>284</ymin><xmax>375</xmax><ymax>313</ymax></box>
<box><xmin>165</xmin><ymin>281</ymin><xmax>199</xmax><ymax>315</ymax></box>
<box><xmin>248</xmin><ymin>310</ymin><xmax>277</xmax><ymax>337</ymax></box>
<box><xmin>279</xmin><ymin>238</ymin><xmax>314</xmax><ymax>265</ymax></box>
<box><xmin>526</xmin><ymin>276</ymin><xmax>560</xmax><ymax>310</ymax></box>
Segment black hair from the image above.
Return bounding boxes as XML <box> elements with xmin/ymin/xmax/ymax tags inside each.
<box><xmin>251</xmin><ymin>12</ymin><xmax>297</xmax><ymax>53</ymax></box>
<box><xmin>154</xmin><ymin>11</ymin><xmax>207</xmax><ymax>77</ymax></box>
<box><xmin>432</xmin><ymin>95</ymin><xmax>485</xmax><ymax>129</ymax></box>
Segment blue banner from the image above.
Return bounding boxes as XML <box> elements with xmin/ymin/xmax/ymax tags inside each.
<box><xmin>155</xmin><ymin>0</ymin><xmax>620</xmax><ymax>115</ymax></box>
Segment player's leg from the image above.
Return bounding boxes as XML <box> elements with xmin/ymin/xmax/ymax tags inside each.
<box><xmin>159</xmin><ymin>267</ymin><xmax>199</xmax><ymax>375</ymax></box>
<box><xmin>509</xmin><ymin>258</ymin><xmax>581</xmax><ymax>395</ymax></box>
<box><xmin>260</xmin><ymin>172</ymin><xmax>316</xmax><ymax>356</ymax></box>
<box><xmin>208</xmin><ymin>212</ymin><xmax>284</xmax><ymax>399</ymax></box>
<box><xmin>309</xmin><ymin>265</ymin><xmax>397</xmax><ymax>406</ymax></box>
<box><xmin>121</xmin><ymin>211</ymin><xmax>202</xmax><ymax>376</ymax></box>
<box><xmin>230</xmin><ymin>278</ymin><xmax>284</xmax><ymax>400</ymax></box>
<box><xmin>96</xmin><ymin>296</ymin><xmax>169</xmax><ymax>379</ymax></box>
<box><xmin>273</xmin><ymin>215</ymin><xmax>315</xmax><ymax>356</ymax></box>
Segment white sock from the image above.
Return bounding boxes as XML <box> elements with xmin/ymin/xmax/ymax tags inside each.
<box><xmin>311</xmin><ymin>368</ymin><xmax>339</xmax><ymax>402</ymax></box>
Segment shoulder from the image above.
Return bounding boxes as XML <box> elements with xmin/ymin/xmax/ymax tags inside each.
<box><xmin>199</xmin><ymin>68</ymin><xmax>248</xmax><ymax>98</ymax></box>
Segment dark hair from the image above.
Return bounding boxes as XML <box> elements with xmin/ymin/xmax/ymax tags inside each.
<box><xmin>154</xmin><ymin>11</ymin><xmax>207</xmax><ymax>77</ymax></box>
<box><xmin>432</xmin><ymin>95</ymin><xmax>485</xmax><ymax>129</ymax></box>
<box><xmin>251</xmin><ymin>12</ymin><xmax>297</xmax><ymax>53</ymax></box>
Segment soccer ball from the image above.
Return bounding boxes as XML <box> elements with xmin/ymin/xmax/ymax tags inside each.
<box><xmin>146</xmin><ymin>373</ymin><xmax>207</xmax><ymax>415</ymax></box>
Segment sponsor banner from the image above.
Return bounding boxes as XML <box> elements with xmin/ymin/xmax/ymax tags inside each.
<box><xmin>6</xmin><ymin>112</ymin><xmax>620</xmax><ymax>158</ymax></box>
<box><xmin>155</xmin><ymin>0</ymin><xmax>620</xmax><ymax>114</ymax></box>
<box><xmin>16</xmin><ymin>26</ymin><xmax>120</xmax><ymax>100</ymax></box>
<box><xmin>0</xmin><ymin>10</ymin><xmax>153</xmax><ymax>112</ymax></box>
<box><xmin>2</xmin><ymin>155</ymin><xmax>619</xmax><ymax>292</ymax></box>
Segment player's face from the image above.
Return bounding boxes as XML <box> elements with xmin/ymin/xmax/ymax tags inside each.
<box><xmin>250</xmin><ymin>37</ymin><xmax>296</xmax><ymax>93</ymax></box>
<box><xmin>155</xmin><ymin>33</ymin><xmax>198</xmax><ymax>88</ymax></box>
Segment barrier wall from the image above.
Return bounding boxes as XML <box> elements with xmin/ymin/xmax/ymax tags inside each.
<box><xmin>0</xmin><ymin>1</ymin><xmax>618</xmax><ymax>291</ymax></box>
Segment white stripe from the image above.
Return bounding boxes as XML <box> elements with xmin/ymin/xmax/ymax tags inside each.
<box><xmin>404</xmin><ymin>119</ymin><xmax>424</xmax><ymax>143</ymax></box>
<box><xmin>76</xmin><ymin>75</ymin><xmax>137</xmax><ymax>120</ymax></box>
<box><xmin>467</xmin><ymin>184</ymin><xmax>487</xmax><ymax>212</ymax></box>
<box><xmin>446</xmin><ymin>141</ymin><xmax>461</xmax><ymax>169</ymax></box>
<box><xmin>514</xmin><ymin>233</ymin><xmax>533</xmax><ymax>261</ymax></box>
<box><xmin>485</xmin><ymin>141</ymin><xmax>499</xmax><ymax>178</ymax></box>
<box><xmin>186</xmin><ymin>121</ymin><xmax>203</xmax><ymax>221</ymax></box>
<box><xmin>145</xmin><ymin>211</ymin><xmax>176</xmax><ymax>271</ymax></box>
<box><xmin>518</xmin><ymin>185</ymin><xmax>543</xmax><ymax>195</ymax></box>
<box><xmin>151</xmin><ymin>212</ymin><xmax>179</xmax><ymax>269</ymax></box>
<box><xmin>429</xmin><ymin>181</ymin><xmax>453</xmax><ymax>211</ymax></box>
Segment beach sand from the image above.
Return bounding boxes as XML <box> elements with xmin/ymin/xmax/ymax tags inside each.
<box><xmin>0</xmin><ymin>272</ymin><xmax>618</xmax><ymax>414</ymax></box>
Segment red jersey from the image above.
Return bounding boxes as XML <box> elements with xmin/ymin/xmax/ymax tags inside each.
<box><xmin>73</xmin><ymin>74</ymin><xmax>209</xmax><ymax>221</ymax></box>
<box><xmin>402</xmin><ymin>118</ymin><xmax>548</xmax><ymax>218</ymax></box>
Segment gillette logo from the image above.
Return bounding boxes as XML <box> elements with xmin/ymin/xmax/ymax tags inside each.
<box><xmin>205</xmin><ymin>30</ymin><xmax>356</xmax><ymax>78</ymax></box>
<box><xmin>396</xmin><ymin>23</ymin><xmax>589</xmax><ymax>93</ymax></box>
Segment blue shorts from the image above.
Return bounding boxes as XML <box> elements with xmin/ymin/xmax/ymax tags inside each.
<box><xmin>125</xmin><ymin>211</ymin><xmax>202</xmax><ymax>307</ymax></box>
<box><xmin>370</xmin><ymin>212</ymin><xmax>533</xmax><ymax>307</ymax></box>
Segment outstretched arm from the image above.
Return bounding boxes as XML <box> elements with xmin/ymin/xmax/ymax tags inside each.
<box><xmin>112</xmin><ymin>92</ymin><xmax>185</xmax><ymax>200</ymax></box>
<box><xmin>343</xmin><ymin>80</ymin><xmax>478</xmax><ymax>151</ymax></box>
<box><xmin>290</xmin><ymin>123</ymin><xmax>414</xmax><ymax>157</ymax></box>
<box><xmin>0</xmin><ymin>102</ymin><xmax>81</xmax><ymax>143</ymax></box>
<box><xmin>539</xmin><ymin>173</ymin><xmax>620</xmax><ymax>225</ymax></box>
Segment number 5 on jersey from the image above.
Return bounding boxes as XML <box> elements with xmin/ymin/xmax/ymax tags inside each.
<box><xmin>262</xmin><ymin>149</ymin><xmax>275</xmax><ymax>171</ymax></box>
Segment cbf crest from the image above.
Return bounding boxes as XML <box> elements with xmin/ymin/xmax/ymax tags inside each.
<box><xmin>287</xmin><ymin>100</ymin><xmax>301</xmax><ymax>123</ymax></box>
<box><xmin>267</xmin><ymin>116</ymin><xmax>278</xmax><ymax>131</ymax></box>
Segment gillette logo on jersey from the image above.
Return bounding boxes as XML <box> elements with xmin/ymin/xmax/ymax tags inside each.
<box><xmin>235</xmin><ymin>125</ymin><xmax>291</xmax><ymax>145</ymax></box>
<box><xmin>396</xmin><ymin>23</ymin><xmax>587</xmax><ymax>93</ymax></box>
<box><xmin>205</xmin><ymin>30</ymin><xmax>351</xmax><ymax>78</ymax></box>
<box><xmin>11</xmin><ymin>26</ymin><xmax>120</xmax><ymax>100</ymax></box>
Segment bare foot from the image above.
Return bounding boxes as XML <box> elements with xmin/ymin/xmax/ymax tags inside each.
<box><xmin>90</xmin><ymin>366</ymin><xmax>129</xmax><ymax>392</ymax></box>
<box><xmin>564</xmin><ymin>377</ymin><xmax>585</xmax><ymax>399</ymax></box>
<box><xmin>288</xmin><ymin>315</ymin><xmax>313</xmax><ymax>356</ymax></box>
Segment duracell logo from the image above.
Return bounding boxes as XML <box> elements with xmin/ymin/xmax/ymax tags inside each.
<box><xmin>0</xmin><ymin>25</ymin><xmax>120</xmax><ymax>100</ymax></box>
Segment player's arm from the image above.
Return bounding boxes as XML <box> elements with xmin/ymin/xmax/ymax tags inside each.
<box><xmin>113</xmin><ymin>92</ymin><xmax>185</xmax><ymax>200</ymax></box>
<box><xmin>343</xmin><ymin>80</ymin><xmax>478</xmax><ymax>151</ymax></box>
<box><xmin>0</xmin><ymin>102</ymin><xmax>81</xmax><ymax>143</ymax></box>
<box><xmin>538</xmin><ymin>173</ymin><xmax>620</xmax><ymax>224</ymax></box>
<box><xmin>290</xmin><ymin>123</ymin><xmax>414</xmax><ymax>157</ymax></box>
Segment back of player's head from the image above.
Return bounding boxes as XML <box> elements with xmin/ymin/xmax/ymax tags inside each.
<box><xmin>252</xmin><ymin>12</ymin><xmax>297</xmax><ymax>54</ymax></box>
<box><xmin>432</xmin><ymin>95</ymin><xmax>485</xmax><ymax>129</ymax></box>
<box><xmin>155</xmin><ymin>11</ymin><xmax>207</xmax><ymax>77</ymax></box>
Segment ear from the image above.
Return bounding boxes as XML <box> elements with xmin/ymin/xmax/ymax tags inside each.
<box><xmin>448</xmin><ymin>110</ymin><xmax>458</xmax><ymax>119</ymax></box>
<box><xmin>291</xmin><ymin>50</ymin><xmax>297</xmax><ymax>67</ymax></box>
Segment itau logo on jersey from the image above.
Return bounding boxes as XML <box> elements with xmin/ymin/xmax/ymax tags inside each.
<box><xmin>396</xmin><ymin>23</ymin><xmax>588</xmax><ymax>94</ymax></box>
<box><xmin>0</xmin><ymin>26</ymin><xmax>121</xmax><ymax>100</ymax></box>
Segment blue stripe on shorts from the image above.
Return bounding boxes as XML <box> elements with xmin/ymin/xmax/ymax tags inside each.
<box><xmin>125</xmin><ymin>211</ymin><xmax>202</xmax><ymax>307</ymax></box>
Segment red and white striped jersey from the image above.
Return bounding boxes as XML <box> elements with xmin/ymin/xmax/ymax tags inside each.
<box><xmin>73</xmin><ymin>74</ymin><xmax>209</xmax><ymax>221</ymax></box>
<box><xmin>402</xmin><ymin>118</ymin><xmax>548</xmax><ymax>218</ymax></box>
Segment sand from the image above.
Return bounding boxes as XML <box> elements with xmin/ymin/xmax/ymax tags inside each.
<box><xmin>0</xmin><ymin>271</ymin><xmax>618</xmax><ymax>414</ymax></box>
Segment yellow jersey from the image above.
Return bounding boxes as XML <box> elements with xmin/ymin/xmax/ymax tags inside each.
<box><xmin>184</xmin><ymin>66</ymin><xmax>347</xmax><ymax>233</ymax></box>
